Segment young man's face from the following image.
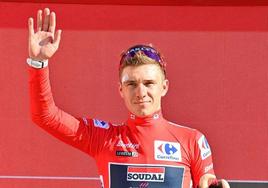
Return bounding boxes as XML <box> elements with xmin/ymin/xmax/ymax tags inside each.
<box><xmin>119</xmin><ymin>64</ymin><xmax>169</xmax><ymax>117</ymax></box>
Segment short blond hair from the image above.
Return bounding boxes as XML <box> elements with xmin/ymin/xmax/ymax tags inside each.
<box><xmin>119</xmin><ymin>44</ymin><xmax>166</xmax><ymax>79</ymax></box>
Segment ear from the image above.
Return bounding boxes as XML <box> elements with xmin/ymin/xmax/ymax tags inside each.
<box><xmin>118</xmin><ymin>82</ymin><xmax>124</xmax><ymax>98</ymax></box>
<box><xmin>161</xmin><ymin>79</ymin><xmax>169</xmax><ymax>97</ymax></box>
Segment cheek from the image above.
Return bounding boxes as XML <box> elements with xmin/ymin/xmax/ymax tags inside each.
<box><xmin>122</xmin><ymin>89</ymin><xmax>133</xmax><ymax>101</ymax></box>
<box><xmin>149</xmin><ymin>87</ymin><xmax>162</xmax><ymax>97</ymax></box>
<box><xmin>150</xmin><ymin>90</ymin><xmax>164</xmax><ymax>103</ymax></box>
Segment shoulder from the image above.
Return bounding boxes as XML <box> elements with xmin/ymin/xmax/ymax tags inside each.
<box><xmin>166</xmin><ymin>121</ymin><xmax>198</xmax><ymax>133</ymax></box>
<box><xmin>80</xmin><ymin>117</ymin><xmax>125</xmax><ymax>130</ymax></box>
<box><xmin>165</xmin><ymin>120</ymin><xmax>205</xmax><ymax>140</ymax></box>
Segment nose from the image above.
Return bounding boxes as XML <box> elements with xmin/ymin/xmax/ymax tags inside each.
<box><xmin>136</xmin><ymin>84</ymin><xmax>147</xmax><ymax>99</ymax></box>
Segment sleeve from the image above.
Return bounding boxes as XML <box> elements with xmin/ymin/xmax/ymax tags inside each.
<box><xmin>190</xmin><ymin>131</ymin><xmax>215</xmax><ymax>188</ymax></box>
<box><xmin>28</xmin><ymin>66</ymin><xmax>112</xmax><ymax>156</ymax></box>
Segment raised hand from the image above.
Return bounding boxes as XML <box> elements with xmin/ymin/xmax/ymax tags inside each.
<box><xmin>199</xmin><ymin>174</ymin><xmax>230</xmax><ymax>188</ymax></box>
<box><xmin>28</xmin><ymin>8</ymin><xmax>62</xmax><ymax>61</ymax></box>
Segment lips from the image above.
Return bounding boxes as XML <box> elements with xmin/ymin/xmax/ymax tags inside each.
<box><xmin>134</xmin><ymin>101</ymin><xmax>150</xmax><ymax>104</ymax></box>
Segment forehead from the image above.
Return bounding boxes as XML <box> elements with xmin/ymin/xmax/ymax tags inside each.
<box><xmin>120</xmin><ymin>64</ymin><xmax>163</xmax><ymax>82</ymax></box>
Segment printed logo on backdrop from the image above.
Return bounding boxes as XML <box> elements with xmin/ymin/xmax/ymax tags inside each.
<box><xmin>198</xmin><ymin>135</ymin><xmax>211</xmax><ymax>160</ymax></box>
<box><xmin>93</xmin><ymin>119</ymin><xmax>110</xmax><ymax>129</ymax></box>
<box><xmin>154</xmin><ymin>140</ymin><xmax>181</xmax><ymax>162</ymax></box>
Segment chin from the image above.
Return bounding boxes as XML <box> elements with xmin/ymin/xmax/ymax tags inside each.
<box><xmin>133</xmin><ymin>109</ymin><xmax>153</xmax><ymax>117</ymax></box>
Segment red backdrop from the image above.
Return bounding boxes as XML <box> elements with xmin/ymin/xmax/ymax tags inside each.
<box><xmin>0</xmin><ymin>1</ymin><xmax>267</xmax><ymax>188</ymax></box>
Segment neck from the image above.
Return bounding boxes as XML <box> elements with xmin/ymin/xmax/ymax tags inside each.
<box><xmin>127</xmin><ymin>110</ymin><xmax>164</xmax><ymax>126</ymax></box>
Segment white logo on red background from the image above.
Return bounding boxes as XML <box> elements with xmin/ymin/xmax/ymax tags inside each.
<box><xmin>116</xmin><ymin>140</ymin><xmax>139</xmax><ymax>149</ymax></box>
<box><xmin>154</xmin><ymin>140</ymin><xmax>181</xmax><ymax>162</ymax></box>
<box><xmin>198</xmin><ymin>135</ymin><xmax>211</xmax><ymax>160</ymax></box>
<box><xmin>204</xmin><ymin>163</ymin><xmax>213</xmax><ymax>173</ymax></box>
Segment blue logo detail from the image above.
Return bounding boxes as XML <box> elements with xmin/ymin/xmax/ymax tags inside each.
<box><xmin>198</xmin><ymin>135</ymin><xmax>211</xmax><ymax>160</ymax></box>
<box><xmin>164</xmin><ymin>144</ymin><xmax>178</xmax><ymax>155</ymax></box>
<box><xmin>204</xmin><ymin>138</ymin><xmax>210</xmax><ymax>149</ymax></box>
<box><xmin>93</xmin><ymin>119</ymin><xmax>109</xmax><ymax>129</ymax></box>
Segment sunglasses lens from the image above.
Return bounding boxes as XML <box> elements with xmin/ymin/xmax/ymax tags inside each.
<box><xmin>142</xmin><ymin>50</ymin><xmax>161</xmax><ymax>62</ymax></box>
<box><xmin>123</xmin><ymin>46</ymin><xmax>161</xmax><ymax>63</ymax></box>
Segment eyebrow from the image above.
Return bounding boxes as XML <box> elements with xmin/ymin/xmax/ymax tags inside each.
<box><xmin>123</xmin><ymin>79</ymin><xmax>156</xmax><ymax>85</ymax></box>
<box><xmin>122</xmin><ymin>80</ymin><xmax>135</xmax><ymax>85</ymax></box>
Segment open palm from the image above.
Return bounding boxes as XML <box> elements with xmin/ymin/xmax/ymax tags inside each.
<box><xmin>28</xmin><ymin>8</ymin><xmax>61</xmax><ymax>61</ymax></box>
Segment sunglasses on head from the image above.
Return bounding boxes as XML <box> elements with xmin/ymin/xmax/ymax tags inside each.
<box><xmin>119</xmin><ymin>45</ymin><xmax>166</xmax><ymax>72</ymax></box>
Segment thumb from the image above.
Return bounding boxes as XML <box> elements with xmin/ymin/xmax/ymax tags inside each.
<box><xmin>53</xmin><ymin>29</ymin><xmax>62</xmax><ymax>49</ymax></box>
<box><xmin>220</xmin><ymin>179</ymin><xmax>230</xmax><ymax>188</ymax></box>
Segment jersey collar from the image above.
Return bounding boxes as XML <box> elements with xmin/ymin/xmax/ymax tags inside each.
<box><xmin>127</xmin><ymin>110</ymin><xmax>164</xmax><ymax>126</ymax></box>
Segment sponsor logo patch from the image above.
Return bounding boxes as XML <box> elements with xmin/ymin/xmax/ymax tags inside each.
<box><xmin>109</xmin><ymin>163</ymin><xmax>184</xmax><ymax>188</ymax></box>
<box><xmin>82</xmin><ymin>117</ymin><xmax>88</xmax><ymax>125</ymax></box>
<box><xmin>116</xmin><ymin>140</ymin><xmax>139</xmax><ymax>149</ymax></box>
<box><xmin>116</xmin><ymin>151</ymin><xmax>138</xmax><ymax>157</ymax></box>
<box><xmin>139</xmin><ymin>182</ymin><xmax>149</xmax><ymax>188</ymax></box>
<box><xmin>198</xmin><ymin>135</ymin><xmax>211</xmax><ymax>160</ymax></box>
<box><xmin>127</xmin><ymin>166</ymin><xmax>165</xmax><ymax>182</ymax></box>
<box><xmin>93</xmin><ymin>119</ymin><xmax>109</xmax><ymax>129</ymax></box>
<box><xmin>204</xmin><ymin>163</ymin><xmax>213</xmax><ymax>173</ymax></box>
<box><xmin>154</xmin><ymin>141</ymin><xmax>181</xmax><ymax>162</ymax></box>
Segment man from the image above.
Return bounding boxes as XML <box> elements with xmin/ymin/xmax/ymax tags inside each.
<box><xmin>27</xmin><ymin>8</ymin><xmax>230</xmax><ymax>188</ymax></box>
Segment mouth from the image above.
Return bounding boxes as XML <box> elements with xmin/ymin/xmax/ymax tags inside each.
<box><xmin>134</xmin><ymin>101</ymin><xmax>151</xmax><ymax>105</ymax></box>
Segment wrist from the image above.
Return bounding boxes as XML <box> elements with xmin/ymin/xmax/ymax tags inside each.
<box><xmin>26</xmin><ymin>58</ymin><xmax>48</xmax><ymax>69</ymax></box>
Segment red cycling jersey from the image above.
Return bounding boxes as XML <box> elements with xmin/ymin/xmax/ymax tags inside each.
<box><xmin>29</xmin><ymin>67</ymin><xmax>215</xmax><ymax>188</ymax></box>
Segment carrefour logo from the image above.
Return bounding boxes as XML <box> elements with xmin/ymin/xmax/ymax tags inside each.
<box><xmin>198</xmin><ymin>135</ymin><xmax>211</xmax><ymax>160</ymax></box>
<box><xmin>154</xmin><ymin>141</ymin><xmax>181</xmax><ymax>162</ymax></box>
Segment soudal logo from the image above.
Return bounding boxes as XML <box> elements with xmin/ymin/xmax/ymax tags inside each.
<box><xmin>154</xmin><ymin>140</ymin><xmax>181</xmax><ymax>162</ymax></box>
<box><xmin>198</xmin><ymin>135</ymin><xmax>211</xmax><ymax>160</ymax></box>
<box><xmin>127</xmin><ymin>166</ymin><xmax>165</xmax><ymax>182</ymax></box>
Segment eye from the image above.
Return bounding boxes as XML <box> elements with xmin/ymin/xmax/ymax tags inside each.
<box><xmin>144</xmin><ymin>81</ymin><xmax>155</xmax><ymax>87</ymax></box>
<box><xmin>127</xmin><ymin>82</ymin><xmax>137</xmax><ymax>87</ymax></box>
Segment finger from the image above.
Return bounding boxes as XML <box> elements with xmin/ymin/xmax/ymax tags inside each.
<box><xmin>43</xmin><ymin>8</ymin><xmax>50</xmax><ymax>31</ymax></box>
<box><xmin>220</xmin><ymin>179</ymin><xmax>230</xmax><ymax>188</ymax></box>
<box><xmin>53</xmin><ymin>30</ymin><xmax>62</xmax><ymax>49</ymax></box>
<box><xmin>28</xmin><ymin>17</ymin><xmax>34</xmax><ymax>36</ymax></box>
<box><xmin>49</xmin><ymin>12</ymin><xmax>56</xmax><ymax>33</ymax></box>
<box><xmin>37</xmin><ymin>10</ymin><xmax>42</xmax><ymax>31</ymax></box>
